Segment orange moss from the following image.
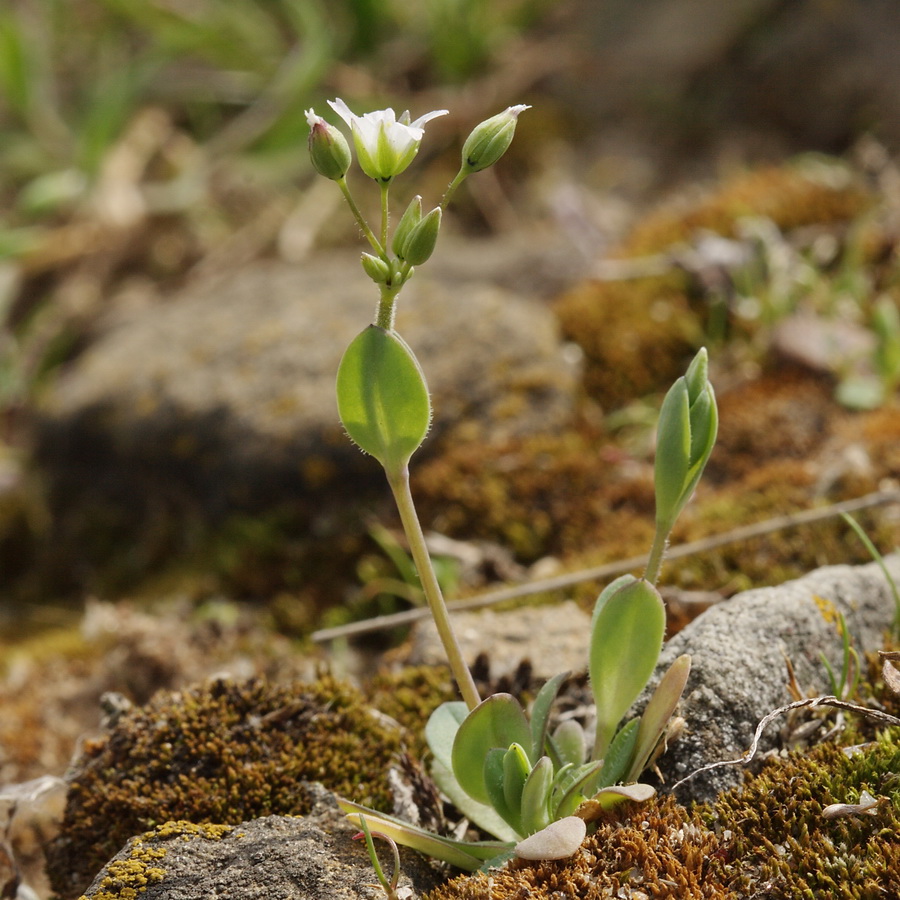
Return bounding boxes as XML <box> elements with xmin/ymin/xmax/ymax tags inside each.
<box><xmin>412</xmin><ymin>426</ymin><xmax>656</xmax><ymax>563</ymax></box>
<box><xmin>623</xmin><ymin>162</ymin><xmax>873</xmax><ymax>256</ymax></box>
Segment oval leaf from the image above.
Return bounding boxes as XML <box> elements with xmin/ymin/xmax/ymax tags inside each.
<box><xmin>590</xmin><ymin>579</ymin><xmax>666</xmax><ymax>758</ymax></box>
<box><xmin>515</xmin><ymin>816</ymin><xmax>586</xmax><ymax>861</ymax></box>
<box><xmin>336</xmin><ymin>325</ymin><xmax>431</xmax><ymax>473</ymax></box>
<box><xmin>452</xmin><ymin>694</ymin><xmax>531</xmax><ymax>806</ymax></box>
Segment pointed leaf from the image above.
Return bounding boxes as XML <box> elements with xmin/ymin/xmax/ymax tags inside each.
<box><xmin>530</xmin><ymin>671</ymin><xmax>569</xmax><ymax>763</ymax></box>
<box><xmin>336</xmin><ymin>325</ymin><xmax>431</xmax><ymax>473</ymax></box>
<box><xmin>452</xmin><ymin>694</ymin><xmax>531</xmax><ymax>806</ymax></box>
<box><xmin>484</xmin><ymin>747</ymin><xmax>521</xmax><ymax>834</ymax></box>
<box><xmin>502</xmin><ymin>744</ymin><xmax>532</xmax><ymax>831</ymax></box>
<box><xmin>339</xmin><ymin>799</ymin><xmax>510</xmax><ymax>870</ymax></box>
<box><xmin>519</xmin><ymin>756</ymin><xmax>554</xmax><ymax>835</ymax></box>
<box><xmin>553</xmin><ymin>760</ymin><xmax>605</xmax><ymax>819</ymax></box>
<box><xmin>591</xmin><ymin>718</ymin><xmax>640</xmax><ymax>792</ymax></box>
<box><xmin>654</xmin><ymin>377</ymin><xmax>691</xmax><ymax>526</ymax></box>
<box><xmin>626</xmin><ymin>654</ymin><xmax>691</xmax><ymax>782</ymax></box>
<box><xmin>590</xmin><ymin>579</ymin><xmax>666</xmax><ymax>759</ymax></box>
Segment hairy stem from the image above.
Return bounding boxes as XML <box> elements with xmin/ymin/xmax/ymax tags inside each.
<box><xmin>337</xmin><ymin>177</ymin><xmax>385</xmax><ymax>259</ymax></box>
<box><xmin>643</xmin><ymin>520</ymin><xmax>672</xmax><ymax>587</ymax></box>
<box><xmin>387</xmin><ymin>466</ymin><xmax>481</xmax><ymax>710</ymax></box>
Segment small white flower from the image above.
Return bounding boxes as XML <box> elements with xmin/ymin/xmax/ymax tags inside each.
<box><xmin>328</xmin><ymin>98</ymin><xmax>449</xmax><ymax>182</ymax></box>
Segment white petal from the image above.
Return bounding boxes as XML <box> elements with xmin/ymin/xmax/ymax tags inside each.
<box><xmin>410</xmin><ymin>109</ymin><xmax>449</xmax><ymax>129</ymax></box>
<box><xmin>304</xmin><ymin>109</ymin><xmax>320</xmax><ymax>127</ymax></box>
<box><xmin>328</xmin><ymin>98</ymin><xmax>356</xmax><ymax>128</ymax></box>
<box><xmin>514</xmin><ymin>816</ymin><xmax>586</xmax><ymax>861</ymax></box>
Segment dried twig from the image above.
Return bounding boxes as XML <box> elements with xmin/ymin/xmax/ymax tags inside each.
<box><xmin>671</xmin><ymin>696</ymin><xmax>900</xmax><ymax>792</ymax></box>
<box><xmin>312</xmin><ymin>488</ymin><xmax>900</xmax><ymax>642</ymax></box>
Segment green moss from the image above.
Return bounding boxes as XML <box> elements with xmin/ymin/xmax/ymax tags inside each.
<box><xmin>429</xmin><ymin>728</ymin><xmax>900</xmax><ymax>900</ymax></box>
<box><xmin>47</xmin><ymin>675</ymin><xmax>406</xmax><ymax>899</ymax></box>
<box><xmin>365</xmin><ymin>665</ymin><xmax>457</xmax><ymax>758</ymax></box>
<box><xmin>704</xmin><ymin>729</ymin><xmax>900</xmax><ymax>898</ymax></box>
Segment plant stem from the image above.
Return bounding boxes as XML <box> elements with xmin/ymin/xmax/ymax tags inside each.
<box><xmin>644</xmin><ymin>520</ymin><xmax>671</xmax><ymax>586</ymax></box>
<box><xmin>387</xmin><ymin>466</ymin><xmax>481</xmax><ymax>710</ymax></box>
<box><xmin>375</xmin><ymin>284</ymin><xmax>400</xmax><ymax>330</ymax></box>
<box><xmin>380</xmin><ymin>180</ymin><xmax>391</xmax><ymax>251</ymax></box>
<box><xmin>440</xmin><ymin>167</ymin><xmax>468</xmax><ymax>210</ymax></box>
<box><xmin>337</xmin><ymin>177</ymin><xmax>385</xmax><ymax>259</ymax></box>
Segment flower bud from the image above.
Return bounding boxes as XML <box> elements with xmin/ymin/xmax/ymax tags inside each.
<box><xmin>654</xmin><ymin>348</ymin><xmax>717</xmax><ymax>535</ymax></box>
<box><xmin>360</xmin><ymin>252</ymin><xmax>391</xmax><ymax>284</ymax></box>
<box><xmin>392</xmin><ymin>195</ymin><xmax>423</xmax><ymax>257</ymax></box>
<box><xmin>400</xmin><ymin>207</ymin><xmax>441</xmax><ymax>265</ymax></box>
<box><xmin>305</xmin><ymin>109</ymin><xmax>351</xmax><ymax>181</ymax></box>
<box><xmin>461</xmin><ymin>105</ymin><xmax>530</xmax><ymax>174</ymax></box>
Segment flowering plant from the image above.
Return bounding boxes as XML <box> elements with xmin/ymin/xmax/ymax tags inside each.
<box><xmin>306</xmin><ymin>99</ymin><xmax>718</xmax><ymax>870</ymax></box>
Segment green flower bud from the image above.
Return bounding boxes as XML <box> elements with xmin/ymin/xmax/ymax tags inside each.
<box><xmin>392</xmin><ymin>195</ymin><xmax>423</xmax><ymax>257</ymax></box>
<box><xmin>305</xmin><ymin>109</ymin><xmax>351</xmax><ymax>181</ymax></box>
<box><xmin>400</xmin><ymin>207</ymin><xmax>441</xmax><ymax>265</ymax></box>
<box><xmin>360</xmin><ymin>252</ymin><xmax>391</xmax><ymax>284</ymax></box>
<box><xmin>461</xmin><ymin>105</ymin><xmax>530</xmax><ymax>174</ymax></box>
<box><xmin>654</xmin><ymin>348</ymin><xmax>718</xmax><ymax>535</ymax></box>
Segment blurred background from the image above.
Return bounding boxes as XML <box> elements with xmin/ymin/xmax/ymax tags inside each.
<box><xmin>1</xmin><ymin>0</ymin><xmax>900</xmax><ymax>637</ymax></box>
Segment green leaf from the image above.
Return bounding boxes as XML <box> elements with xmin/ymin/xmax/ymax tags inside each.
<box><xmin>336</xmin><ymin>325</ymin><xmax>431</xmax><ymax>473</ymax></box>
<box><xmin>589</xmin><ymin>579</ymin><xmax>666</xmax><ymax>759</ymax></box>
<box><xmin>552</xmin><ymin>760</ymin><xmax>604</xmax><ymax>819</ymax></box>
<box><xmin>502</xmin><ymin>744</ymin><xmax>532</xmax><ymax>830</ymax></box>
<box><xmin>529</xmin><ymin>671</ymin><xmax>569</xmax><ymax>763</ymax></box>
<box><xmin>593</xmin><ymin>717</ymin><xmax>640</xmax><ymax>791</ymax></box>
<box><xmin>654</xmin><ymin>376</ymin><xmax>691</xmax><ymax>528</ymax></box>
<box><xmin>626</xmin><ymin>653</ymin><xmax>691</xmax><ymax>782</ymax></box>
<box><xmin>452</xmin><ymin>694</ymin><xmax>531</xmax><ymax>806</ymax></box>
<box><xmin>430</xmin><ymin>756</ymin><xmax>521</xmax><ymax>841</ymax></box>
<box><xmin>549</xmin><ymin>719</ymin><xmax>586</xmax><ymax>769</ymax></box>
<box><xmin>590</xmin><ymin>574</ymin><xmax>637</xmax><ymax>631</ymax></box>
<box><xmin>425</xmin><ymin>701</ymin><xmax>468</xmax><ymax>773</ymax></box>
<box><xmin>484</xmin><ymin>747</ymin><xmax>521</xmax><ymax>834</ymax></box>
<box><xmin>519</xmin><ymin>756</ymin><xmax>553</xmax><ymax>835</ymax></box>
<box><xmin>339</xmin><ymin>799</ymin><xmax>510</xmax><ymax>871</ymax></box>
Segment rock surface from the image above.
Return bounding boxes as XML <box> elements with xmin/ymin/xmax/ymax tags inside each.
<box><xmin>79</xmin><ymin>784</ymin><xmax>443</xmax><ymax>900</ymax></box>
<box><xmin>408</xmin><ymin>599</ymin><xmax>592</xmax><ymax>681</ymax></box>
<box><xmin>648</xmin><ymin>554</ymin><xmax>900</xmax><ymax>801</ymax></box>
<box><xmin>35</xmin><ymin>247</ymin><xmax>579</xmax><ymax>516</ymax></box>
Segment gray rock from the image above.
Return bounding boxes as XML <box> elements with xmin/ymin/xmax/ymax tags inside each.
<box><xmin>80</xmin><ymin>784</ymin><xmax>443</xmax><ymax>900</ymax></box>
<box><xmin>408</xmin><ymin>599</ymin><xmax>592</xmax><ymax>681</ymax></box>
<box><xmin>651</xmin><ymin>554</ymin><xmax>900</xmax><ymax>802</ymax></box>
<box><xmin>36</xmin><ymin>249</ymin><xmax>578</xmax><ymax>516</ymax></box>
